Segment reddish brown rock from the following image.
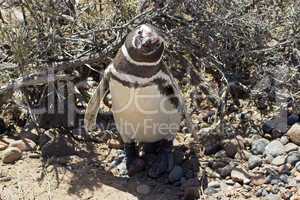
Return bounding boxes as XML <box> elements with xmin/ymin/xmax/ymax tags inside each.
<box><xmin>0</xmin><ymin>140</ymin><xmax>8</xmax><ymax>151</ymax></box>
<box><xmin>2</xmin><ymin>147</ymin><xmax>22</xmax><ymax>163</ymax></box>
<box><xmin>9</xmin><ymin>138</ymin><xmax>36</xmax><ymax>151</ymax></box>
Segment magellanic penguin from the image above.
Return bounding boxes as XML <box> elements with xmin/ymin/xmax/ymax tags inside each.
<box><xmin>84</xmin><ymin>24</ymin><xmax>184</xmax><ymax>177</ymax></box>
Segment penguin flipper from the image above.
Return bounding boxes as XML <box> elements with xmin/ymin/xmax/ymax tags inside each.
<box><xmin>84</xmin><ymin>68</ymin><xmax>110</xmax><ymax>132</ymax></box>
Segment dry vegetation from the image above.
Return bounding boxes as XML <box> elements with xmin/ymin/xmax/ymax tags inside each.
<box><xmin>0</xmin><ymin>0</ymin><xmax>300</xmax><ymax>199</ymax></box>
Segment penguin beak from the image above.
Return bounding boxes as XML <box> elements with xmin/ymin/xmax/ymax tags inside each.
<box><xmin>142</xmin><ymin>37</ymin><xmax>161</xmax><ymax>48</ymax></box>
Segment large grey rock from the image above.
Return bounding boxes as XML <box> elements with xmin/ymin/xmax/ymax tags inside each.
<box><xmin>271</xmin><ymin>155</ymin><xmax>286</xmax><ymax>166</ymax></box>
<box><xmin>287</xmin><ymin>123</ymin><xmax>300</xmax><ymax>145</ymax></box>
<box><xmin>248</xmin><ymin>155</ymin><xmax>262</xmax><ymax>169</ymax></box>
<box><xmin>264</xmin><ymin>140</ymin><xmax>285</xmax><ymax>157</ymax></box>
<box><xmin>251</xmin><ymin>138</ymin><xmax>269</xmax><ymax>155</ymax></box>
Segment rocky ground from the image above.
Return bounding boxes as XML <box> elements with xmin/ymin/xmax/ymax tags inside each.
<box><xmin>1</xmin><ymin>108</ymin><xmax>300</xmax><ymax>200</ymax></box>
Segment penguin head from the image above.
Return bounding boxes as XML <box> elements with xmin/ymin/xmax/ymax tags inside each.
<box><xmin>124</xmin><ymin>24</ymin><xmax>165</xmax><ymax>65</ymax></box>
<box><xmin>131</xmin><ymin>24</ymin><xmax>164</xmax><ymax>55</ymax></box>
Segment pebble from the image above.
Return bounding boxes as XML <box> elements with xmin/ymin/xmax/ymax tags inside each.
<box><xmin>0</xmin><ymin>177</ymin><xmax>12</xmax><ymax>182</ymax></box>
<box><xmin>262</xmin><ymin>120</ymin><xmax>275</xmax><ymax>134</ymax></box>
<box><xmin>205</xmin><ymin>187</ymin><xmax>219</xmax><ymax>195</ymax></box>
<box><xmin>251</xmin><ymin>138</ymin><xmax>269</xmax><ymax>155</ymax></box>
<box><xmin>287</xmin><ymin>123</ymin><xmax>300</xmax><ymax>145</ymax></box>
<box><xmin>231</xmin><ymin>168</ymin><xmax>251</xmax><ymax>184</ymax></box>
<box><xmin>223</xmin><ymin>137</ymin><xmax>244</xmax><ymax>158</ymax></box>
<box><xmin>214</xmin><ymin>150</ymin><xmax>227</xmax><ymax>158</ymax></box>
<box><xmin>255</xmin><ymin>188</ymin><xmax>265</xmax><ymax>197</ymax></box>
<box><xmin>9</xmin><ymin>139</ymin><xmax>36</xmax><ymax>151</ymax></box>
<box><xmin>251</xmin><ymin>175</ymin><xmax>266</xmax><ymax>186</ymax></box>
<box><xmin>287</xmin><ymin>114</ymin><xmax>299</xmax><ymax>126</ymax></box>
<box><xmin>2</xmin><ymin>147</ymin><xmax>22</xmax><ymax>163</ymax></box>
<box><xmin>136</xmin><ymin>184</ymin><xmax>151</xmax><ymax>195</ymax></box>
<box><xmin>168</xmin><ymin>165</ymin><xmax>184</xmax><ymax>183</ymax></box>
<box><xmin>264</xmin><ymin>140</ymin><xmax>285</xmax><ymax>157</ymax></box>
<box><xmin>217</xmin><ymin>164</ymin><xmax>233</xmax><ymax>178</ymax></box>
<box><xmin>225</xmin><ymin>179</ymin><xmax>235</xmax><ymax>185</ymax></box>
<box><xmin>107</xmin><ymin>139</ymin><xmax>123</xmax><ymax>149</ymax></box>
<box><xmin>272</xmin><ymin>155</ymin><xmax>286</xmax><ymax>166</ymax></box>
<box><xmin>295</xmin><ymin>161</ymin><xmax>300</xmax><ymax>172</ymax></box>
<box><xmin>248</xmin><ymin>155</ymin><xmax>262</xmax><ymax>169</ymax></box>
<box><xmin>285</xmin><ymin>143</ymin><xmax>298</xmax><ymax>153</ymax></box>
<box><xmin>264</xmin><ymin>194</ymin><xmax>281</xmax><ymax>200</ymax></box>
<box><xmin>280</xmin><ymin>136</ymin><xmax>289</xmax><ymax>145</ymax></box>
<box><xmin>0</xmin><ymin>140</ymin><xmax>8</xmax><ymax>151</ymax></box>
<box><xmin>279</xmin><ymin>174</ymin><xmax>289</xmax><ymax>183</ymax></box>
<box><xmin>208</xmin><ymin>181</ymin><xmax>220</xmax><ymax>188</ymax></box>
<box><xmin>286</xmin><ymin>152</ymin><xmax>300</xmax><ymax>166</ymax></box>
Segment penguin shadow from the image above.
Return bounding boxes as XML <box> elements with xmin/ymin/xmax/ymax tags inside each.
<box><xmin>37</xmin><ymin>112</ymin><xmax>200</xmax><ymax>200</ymax></box>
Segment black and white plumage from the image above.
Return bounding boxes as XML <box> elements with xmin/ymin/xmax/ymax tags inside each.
<box><xmin>84</xmin><ymin>24</ymin><xmax>183</xmax><ymax>176</ymax></box>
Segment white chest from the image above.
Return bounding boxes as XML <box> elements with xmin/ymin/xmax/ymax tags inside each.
<box><xmin>109</xmin><ymin>79</ymin><xmax>181</xmax><ymax>143</ymax></box>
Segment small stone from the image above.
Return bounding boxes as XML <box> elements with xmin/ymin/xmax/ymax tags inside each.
<box><xmin>280</xmin><ymin>136</ymin><xmax>289</xmax><ymax>145</ymax></box>
<box><xmin>264</xmin><ymin>140</ymin><xmax>285</xmax><ymax>157</ymax></box>
<box><xmin>279</xmin><ymin>174</ymin><xmax>289</xmax><ymax>183</ymax></box>
<box><xmin>251</xmin><ymin>175</ymin><xmax>266</xmax><ymax>186</ymax></box>
<box><xmin>216</xmin><ymin>164</ymin><xmax>233</xmax><ymax>178</ymax></box>
<box><xmin>287</xmin><ymin>123</ymin><xmax>300</xmax><ymax>145</ymax></box>
<box><xmin>2</xmin><ymin>147</ymin><xmax>22</xmax><ymax>163</ymax></box>
<box><xmin>107</xmin><ymin>139</ymin><xmax>123</xmax><ymax>149</ymax></box>
<box><xmin>208</xmin><ymin>181</ymin><xmax>220</xmax><ymax>188</ymax></box>
<box><xmin>251</xmin><ymin>138</ymin><xmax>269</xmax><ymax>155</ymax></box>
<box><xmin>0</xmin><ymin>177</ymin><xmax>12</xmax><ymax>182</ymax></box>
<box><xmin>255</xmin><ymin>188</ymin><xmax>264</xmax><ymax>197</ymax></box>
<box><xmin>205</xmin><ymin>187</ymin><xmax>219</xmax><ymax>195</ymax></box>
<box><xmin>225</xmin><ymin>179</ymin><xmax>235</xmax><ymax>185</ymax></box>
<box><xmin>168</xmin><ymin>166</ymin><xmax>184</xmax><ymax>183</ymax></box>
<box><xmin>0</xmin><ymin>140</ymin><xmax>8</xmax><ymax>151</ymax></box>
<box><xmin>295</xmin><ymin>161</ymin><xmax>300</xmax><ymax>172</ymax></box>
<box><xmin>235</xmin><ymin>150</ymin><xmax>252</xmax><ymax>160</ymax></box>
<box><xmin>286</xmin><ymin>152</ymin><xmax>300</xmax><ymax>166</ymax></box>
<box><xmin>262</xmin><ymin>120</ymin><xmax>275</xmax><ymax>134</ymax></box>
<box><xmin>264</xmin><ymin>194</ymin><xmax>281</xmax><ymax>200</ymax></box>
<box><xmin>231</xmin><ymin>168</ymin><xmax>251</xmax><ymax>184</ymax></box>
<box><xmin>209</xmin><ymin>160</ymin><xmax>228</xmax><ymax>169</ymax></box>
<box><xmin>223</xmin><ymin>137</ymin><xmax>244</xmax><ymax>158</ymax></box>
<box><xmin>288</xmin><ymin>114</ymin><xmax>300</xmax><ymax>126</ymax></box>
<box><xmin>248</xmin><ymin>155</ymin><xmax>262</xmax><ymax>169</ymax></box>
<box><xmin>136</xmin><ymin>184</ymin><xmax>151</xmax><ymax>195</ymax></box>
<box><xmin>9</xmin><ymin>139</ymin><xmax>36</xmax><ymax>151</ymax></box>
<box><xmin>214</xmin><ymin>150</ymin><xmax>227</xmax><ymax>158</ymax></box>
<box><xmin>285</xmin><ymin>143</ymin><xmax>298</xmax><ymax>153</ymax></box>
<box><xmin>28</xmin><ymin>153</ymin><xmax>40</xmax><ymax>159</ymax></box>
<box><xmin>265</xmin><ymin>154</ymin><xmax>274</xmax><ymax>164</ymax></box>
<box><xmin>272</xmin><ymin>155</ymin><xmax>287</xmax><ymax>166</ymax></box>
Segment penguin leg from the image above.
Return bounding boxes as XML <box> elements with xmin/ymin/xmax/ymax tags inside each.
<box><xmin>124</xmin><ymin>143</ymin><xmax>145</xmax><ymax>176</ymax></box>
<box><xmin>148</xmin><ymin>139</ymin><xmax>174</xmax><ymax>178</ymax></box>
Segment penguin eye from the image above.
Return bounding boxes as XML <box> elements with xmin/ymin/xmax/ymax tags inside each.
<box><xmin>138</xmin><ymin>30</ymin><xmax>143</xmax><ymax>35</ymax></box>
